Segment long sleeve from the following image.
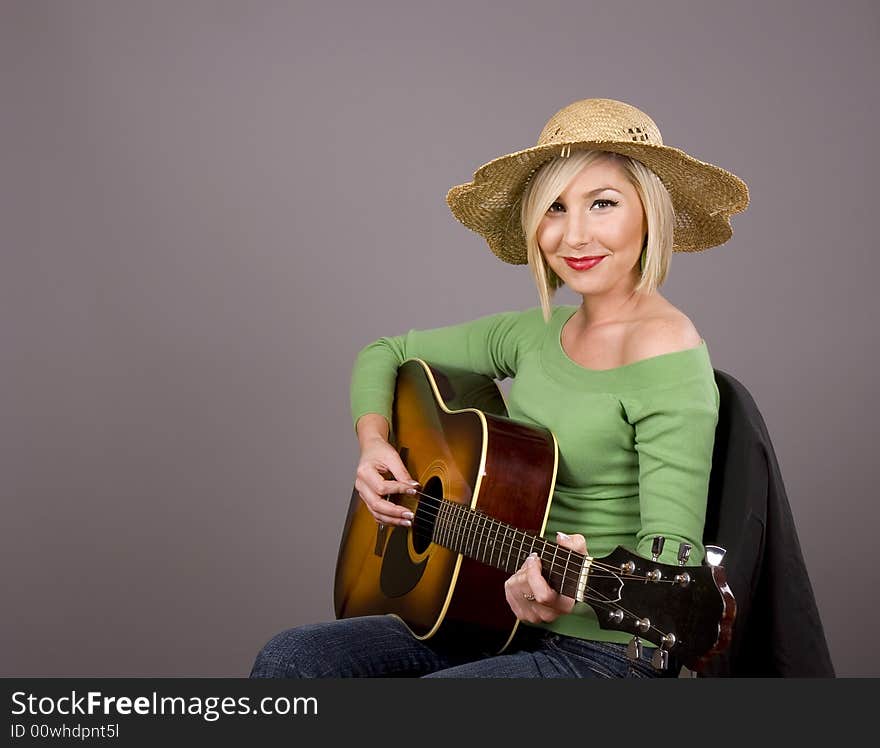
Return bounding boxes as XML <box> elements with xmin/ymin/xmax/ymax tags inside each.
<box><xmin>621</xmin><ymin>374</ymin><xmax>720</xmax><ymax>566</ymax></box>
<box><xmin>350</xmin><ymin>308</ymin><xmax>544</xmax><ymax>429</ymax></box>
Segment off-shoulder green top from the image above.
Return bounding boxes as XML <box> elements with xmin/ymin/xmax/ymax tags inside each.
<box><xmin>350</xmin><ymin>305</ymin><xmax>720</xmax><ymax>645</ymax></box>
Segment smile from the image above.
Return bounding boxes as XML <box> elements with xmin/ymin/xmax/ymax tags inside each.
<box><xmin>564</xmin><ymin>256</ymin><xmax>606</xmax><ymax>271</ymax></box>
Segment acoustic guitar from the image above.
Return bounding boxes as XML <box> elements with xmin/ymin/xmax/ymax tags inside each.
<box><xmin>334</xmin><ymin>358</ymin><xmax>735</xmax><ymax>672</ymax></box>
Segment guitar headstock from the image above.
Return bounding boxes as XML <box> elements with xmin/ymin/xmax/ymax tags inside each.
<box><xmin>584</xmin><ymin>543</ymin><xmax>736</xmax><ymax>672</ymax></box>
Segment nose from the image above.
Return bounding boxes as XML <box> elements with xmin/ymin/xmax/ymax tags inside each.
<box><xmin>562</xmin><ymin>209</ymin><xmax>592</xmax><ymax>249</ymax></box>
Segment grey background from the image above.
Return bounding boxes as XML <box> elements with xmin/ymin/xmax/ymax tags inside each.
<box><xmin>2</xmin><ymin>0</ymin><xmax>877</xmax><ymax>677</ymax></box>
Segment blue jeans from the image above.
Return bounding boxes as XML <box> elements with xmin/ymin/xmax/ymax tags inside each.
<box><xmin>249</xmin><ymin>615</ymin><xmax>679</xmax><ymax>678</ymax></box>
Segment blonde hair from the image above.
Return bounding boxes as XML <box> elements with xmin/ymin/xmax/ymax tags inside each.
<box><xmin>519</xmin><ymin>149</ymin><xmax>675</xmax><ymax>321</ymax></box>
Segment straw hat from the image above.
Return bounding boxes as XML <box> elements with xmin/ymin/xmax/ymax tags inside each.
<box><xmin>445</xmin><ymin>98</ymin><xmax>749</xmax><ymax>264</ymax></box>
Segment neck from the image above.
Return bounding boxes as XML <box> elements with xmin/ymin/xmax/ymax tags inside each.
<box><xmin>577</xmin><ymin>278</ymin><xmax>646</xmax><ymax>328</ymax></box>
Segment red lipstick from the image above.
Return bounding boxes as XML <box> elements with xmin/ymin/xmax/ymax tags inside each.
<box><xmin>564</xmin><ymin>256</ymin><xmax>606</xmax><ymax>271</ymax></box>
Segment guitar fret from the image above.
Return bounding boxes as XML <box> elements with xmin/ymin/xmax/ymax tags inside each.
<box><xmin>447</xmin><ymin>500</ymin><xmax>457</xmax><ymax>552</ymax></box>
<box><xmin>450</xmin><ymin>501</ymin><xmax>458</xmax><ymax>551</ymax></box>
<box><xmin>486</xmin><ymin>517</ymin><xmax>496</xmax><ymax>566</ymax></box>
<box><xmin>499</xmin><ymin>523</ymin><xmax>519</xmax><ymax>573</ymax></box>
<box><xmin>465</xmin><ymin>508</ymin><xmax>477</xmax><ymax>558</ymax></box>
<box><xmin>435</xmin><ymin>498</ymin><xmax>445</xmax><ymax>548</ymax></box>
<box><xmin>439</xmin><ymin>499</ymin><xmax>450</xmax><ymax>549</ymax></box>
<box><xmin>432</xmin><ymin>498</ymin><xmax>442</xmax><ymax>546</ymax></box>
<box><xmin>511</xmin><ymin>529</ymin><xmax>522</xmax><ymax>571</ymax></box>
<box><xmin>477</xmin><ymin>512</ymin><xmax>489</xmax><ymax>565</ymax></box>
<box><xmin>482</xmin><ymin>515</ymin><xmax>493</xmax><ymax>565</ymax></box>
<box><xmin>454</xmin><ymin>502</ymin><xmax>464</xmax><ymax>552</ymax></box>
<box><xmin>480</xmin><ymin>514</ymin><xmax>489</xmax><ymax>564</ymax></box>
<box><xmin>488</xmin><ymin>518</ymin><xmax>501</xmax><ymax>568</ymax></box>
<box><xmin>445</xmin><ymin>500</ymin><xmax>456</xmax><ymax>551</ymax></box>
<box><xmin>486</xmin><ymin>518</ymin><xmax>497</xmax><ymax>567</ymax></box>
<box><xmin>461</xmin><ymin>506</ymin><xmax>476</xmax><ymax>556</ymax></box>
<box><xmin>561</xmin><ymin>548</ymin><xmax>573</xmax><ymax>598</ymax></box>
<box><xmin>471</xmin><ymin>511</ymin><xmax>482</xmax><ymax>562</ymax></box>
<box><xmin>504</xmin><ymin>527</ymin><xmax>514</xmax><ymax>573</ymax></box>
<box><xmin>467</xmin><ymin>510</ymin><xmax>479</xmax><ymax>560</ymax></box>
<box><xmin>494</xmin><ymin>521</ymin><xmax>506</xmax><ymax>566</ymax></box>
<box><xmin>449</xmin><ymin>501</ymin><xmax>462</xmax><ymax>553</ymax></box>
<box><xmin>459</xmin><ymin>504</ymin><xmax>471</xmax><ymax>555</ymax></box>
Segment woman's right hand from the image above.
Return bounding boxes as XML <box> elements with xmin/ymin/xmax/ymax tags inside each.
<box><xmin>354</xmin><ymin>434</ymin><xmax>420</xmax><ymax>527</ymax></box>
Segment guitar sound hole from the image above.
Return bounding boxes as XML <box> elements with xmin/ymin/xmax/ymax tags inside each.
<box><xmin>412</xmin><ymin>476</ymin><xmax>442</xmax><ymax>554</ymax></box>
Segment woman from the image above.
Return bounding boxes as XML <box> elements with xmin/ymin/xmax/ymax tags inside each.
<box><xmin>251</xmin><ymin>98</ymin><xmax>749</xmax><ymax>678</ymax></box>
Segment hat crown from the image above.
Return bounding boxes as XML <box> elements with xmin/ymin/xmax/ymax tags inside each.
<box><xmin>536</xmin><ymin>98</ymin><xmax>664</xmax><ymax>147</ymax></box>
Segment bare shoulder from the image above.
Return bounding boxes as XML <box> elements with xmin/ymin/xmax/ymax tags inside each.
<box><xmin>623</xmin><ymin>309</ymin><xmax>703</xmax><ymax>365</ymax></box>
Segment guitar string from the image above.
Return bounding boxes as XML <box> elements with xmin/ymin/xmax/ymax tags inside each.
<box><xmin>401</xmin><ymin>489</ymin><xmax>678</xmax><ymax>583</ymax></box>
<box><xmin>403</xmin><ymin>490</ymin><xmax>662</xmax><ymax>584</ymax></box>
<box><xmin>403</xmin><ymin>492</ymin><xmax>677</xmax><ymax>644</ymax></box>
<box><xmin>387</xmin><ymin>489</ymin><xmax>681</xmax><ymax>643</ymax></box>
<box><xmin>407</xmin><ymin>491</ymin><xmax>665</xmax><ymax>600</ymax></box>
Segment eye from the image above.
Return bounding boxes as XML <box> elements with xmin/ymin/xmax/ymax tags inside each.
<box><xmin>546</xmin><ymin>198</ymin><xmax>618</xmax><ymax>215</ymax></box>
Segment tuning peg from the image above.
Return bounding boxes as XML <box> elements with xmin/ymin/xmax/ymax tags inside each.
<box><xmin>651</xmin><ymin>536</ymin><xmax>665</xmax><ymax>561</ymax></box>
<box><xmin>651</xmin><ymin>633</ymin><xmax>676</xmax><ymax>670</ymax></box>
<box><xmin>626</xmin><ymin>636</ymin><xmax>642</xmax><ymax>662</ymax></box>
<box><xmin>651</xmin><ymin>648</ymin><xmax>669</xmax><ymax>670</ymax></box>
<box><xmin>677</xmin><ymin>542</ymin><xmax>692</xmax><ymax>566</ymax></box>
<box><xmin>704</xmin><ymin>545</ymin><xmax>727</xmax><ymax>567</ymax></box>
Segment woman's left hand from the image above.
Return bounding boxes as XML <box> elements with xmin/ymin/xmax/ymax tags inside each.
<box><xmin>504</xmin><ymin>531</ymin><xmax>588</xmax><ymax>623</ymax></box>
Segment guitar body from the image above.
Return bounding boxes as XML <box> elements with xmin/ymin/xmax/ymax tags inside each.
<box><xmin>334</xmin><ymin>359</ymin><xmax>558</xmax><ymax>654</ymax></box>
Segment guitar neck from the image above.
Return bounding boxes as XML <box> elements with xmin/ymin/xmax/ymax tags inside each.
<box><xmin>424</xmin><ymin>496</ymin><xmax>590</xmax><ymax>602</ymax></box>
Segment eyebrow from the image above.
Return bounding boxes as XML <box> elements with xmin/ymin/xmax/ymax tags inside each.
<box><xmin>556</xmin><ymin>186</ymin><xmax>622</xmax><ymax>200</ymax></box>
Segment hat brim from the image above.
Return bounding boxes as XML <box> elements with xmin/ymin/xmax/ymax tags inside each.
<box><xmin>446</xmin><ymin>140</ymin><xmax>749</xmax><ymax>264</ymax></box>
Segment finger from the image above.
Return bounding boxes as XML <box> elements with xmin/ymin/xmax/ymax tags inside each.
<box><xmin>523</xmin><ymin>553</ymin><xmax>555</xmax><ymax>604</ymax></box>
<box><xmin>504</xmin><ymin>577</ymin><xmax>540</xmax><ymax>622</ymax></box>
<box><xmin>522</xmin><ymin>554</ymin><xmax>575</xmax><ymax>616</ymax></box>
<box><xmin>504</xmin><ymin>575</ymin><xmax>559</xmax><ymax>624</ymax></box>
<box><xmin>549</xmin><ymin>533</ymin><xmax>585</xmax><ymax>614</ymax></box>
<box><xmin>355</xmin><ymin>483</ymin><xmax>414</xmax><ymax>526</ymax></box>
<box><xmin>377</xmin><ymin>452</ymin><xmax>419</xmax><ymax>488</ymax></box>
<box><xmin>555</xmin><ymin>531</ymin><xmax>588</xmax><ymax>555</ymax></box>
<box><xmin>373</xmin><ymin>510</ymin><xmax>412</xmax><ymax>526</ymax></box>
<box><xmin>378</xmin><ymin>477</ymin><xmax>421</xmax><ymax>498</ymax></box>
<box><xmin>364</xmin><ymin>462</ymin><xmax>420</xmax><ymax>498</ymax></box>
<box><xmin>372</xmin><ymin>498</ymin><xmax>414</xmax><ymax>525</ymax></box>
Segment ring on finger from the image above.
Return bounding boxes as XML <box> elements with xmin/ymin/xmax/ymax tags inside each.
<box><xmin>522</xmin><ymin>592</ymin><xmax>536</xmax><ymax>601</ymax></box>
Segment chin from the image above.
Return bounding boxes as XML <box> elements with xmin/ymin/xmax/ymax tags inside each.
<box><xmin>555</xmin><ymin>269</ymin><xmax>603</xmax><ymax>289</ymax></box>
<box><xmin>568</xmin><ymin>282</ymin><xmax>605</xmax><ymax>297</ymax></box>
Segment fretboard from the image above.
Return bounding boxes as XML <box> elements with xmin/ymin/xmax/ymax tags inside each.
<box><xmin>427</xmin><ymin>496</ymin><xmax>590</xmax><ymax>601</ymax></box>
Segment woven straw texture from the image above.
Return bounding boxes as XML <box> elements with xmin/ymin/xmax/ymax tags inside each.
<box><xmin>445</xmin><ymin>99</ymin><xmax>749</xmax><ymax>264</ymax></box>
